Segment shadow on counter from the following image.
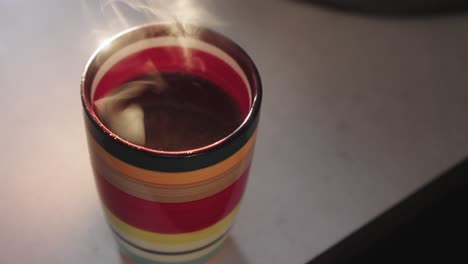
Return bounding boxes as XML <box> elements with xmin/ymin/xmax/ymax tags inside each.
<box><xmin>307</xmin><ymin>156</ymin><xmax>468</xmax><ymax>263</ymax></box>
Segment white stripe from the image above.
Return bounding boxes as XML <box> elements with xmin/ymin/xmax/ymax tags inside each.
<box><xmin>91</xmin><ymin>36</ymin><xmax>251</xmax><ymax>104</ymax></box>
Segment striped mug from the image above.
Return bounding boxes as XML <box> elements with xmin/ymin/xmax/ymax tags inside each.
<box><xmin>81</xmin><ymin>23</ymin><xmax>262</xmax><ymax>264</ymax></box>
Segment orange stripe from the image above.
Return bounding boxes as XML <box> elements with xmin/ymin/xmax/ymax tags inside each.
<box><xmin>92</xmin><ymin>149</ymin><xmax>253</xmax><ymax>203</ymax></box>
<box><xmin>88</xmin><ymin>131</ymin><xmax>256</xmax><ymax>185</ymax></box>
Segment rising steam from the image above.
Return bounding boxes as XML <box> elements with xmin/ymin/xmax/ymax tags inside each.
<box><xmin>101</xmin><ymin>0</ymin><xmax>221</xmax><ymax>28</ymax></box>
<box><xmin>81</xmin><ymin>0</ymin><xmax>221</xmax><ymax>46</ymax></box>
<box><xmin>82</xmin><ymin>0</ymin><xmax>223</xmax><ymax>147</ymax></box>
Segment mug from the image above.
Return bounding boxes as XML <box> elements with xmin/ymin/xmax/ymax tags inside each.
<box><xmin>81</xmin><ymin>23</ymin><xmax>262</xmax><ymax>264</ymax></box>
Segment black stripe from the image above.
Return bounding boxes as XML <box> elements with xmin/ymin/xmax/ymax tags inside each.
<box><xmin>111</xmin><ymin>226</ymin><xmax>230</xmax><ymax>256</ymax></box>
<box><xmin>84</xmin><ymin>106</ymin><xmax>259</xmax><ymax>173</ymax></box>
<box><xmin>84</xmin><ymin>111</ymin><xmax>259</xmax><ymax>172</ymax></box>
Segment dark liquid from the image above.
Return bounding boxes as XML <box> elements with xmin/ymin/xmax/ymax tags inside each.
<box><xmin>102</xmin><ymin>72</ymin><xmax>243</xmax><ymax>151</ymax></box>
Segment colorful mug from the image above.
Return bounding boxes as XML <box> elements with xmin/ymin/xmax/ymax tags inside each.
<box><xmin>81</xmin><ymin>23</ymin><xmax>262</xmax><ymax>264</ymax></box>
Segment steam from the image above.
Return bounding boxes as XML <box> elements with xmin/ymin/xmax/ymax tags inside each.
<box><xmin>101</xmin><ymin>0</ymin><xmax>221</xmax><ymax>28</ymax></box>
<box><xmin>81</xmin><ymin>0</ymin><xmax>223</xmax><ymax>54</ymax></box>
<box><xmin>104</xmin><ymin>0</ymin><xmax>224</xmax><ymax>44</ymax></box>
<box><xmin>81</xmin><ymin>0</ymin><xmax>222</xmax><ymax>146</ymax></box>
<box><xmin>94</xmin><ymin>73</ymin><xmax>169</xmax><ymax>145</ymax></box>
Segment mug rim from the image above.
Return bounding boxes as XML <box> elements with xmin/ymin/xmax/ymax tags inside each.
<box><xmin>81</xmin><ymin>22</ymin><xmax>262</xmax><ymax>160</ymax></box>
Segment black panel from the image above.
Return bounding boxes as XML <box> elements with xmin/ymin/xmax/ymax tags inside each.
<box><xmin>308</xmin><ymin>157</ymin><xmax>468</xmax><ymax>263</ymax></box>
<box><xmin>309</xmin><ymin>0</ymin><xmax>468</xmax><ymax>15</ymax></box>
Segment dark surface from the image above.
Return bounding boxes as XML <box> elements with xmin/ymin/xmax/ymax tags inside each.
<box><xmin>308</xmin><ymin>157</ymin><xmax>468</xmax><ymax>263</ymax></box>
<box><xmin>310</xmin><ymin>0</ymin><xmax>468</xmax><ymax>15</ymax></box>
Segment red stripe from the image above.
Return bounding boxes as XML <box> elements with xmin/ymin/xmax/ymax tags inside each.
<box><xmin>94</xmin><ymin>167</ymin><xmax>250</xmax><ymax>234</ymax></box>
<box><xmin>93</xmin><ymin>47</ymin><xmax>250</xmax><ymax>116</ymax></box>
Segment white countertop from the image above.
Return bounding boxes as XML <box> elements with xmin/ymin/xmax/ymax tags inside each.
<box><xmin>2</xmin><ymin>1</ymin><xmax>468</xmax><ymax>263</ymax></box>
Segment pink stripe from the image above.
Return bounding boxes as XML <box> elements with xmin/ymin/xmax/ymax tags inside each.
<box><xmin>94</xmin><ymin>166</ymin><xmax>250</xmax><ymax>234</ymax></box>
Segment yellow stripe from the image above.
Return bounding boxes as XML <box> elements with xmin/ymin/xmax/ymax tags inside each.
<box><xmin>88</xmin><ymin>131</ymin><xmax>256</xmax><ymax>185</ymax></box>
<box><xmin>105</xmin><ymin>206</ymin><xmax>239</xmax><ymax>245</ymax></box>
<box><xmin>117</xmin><ymin>233</ymin><xmax>227</xmax><ymax>262</ymax></box>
